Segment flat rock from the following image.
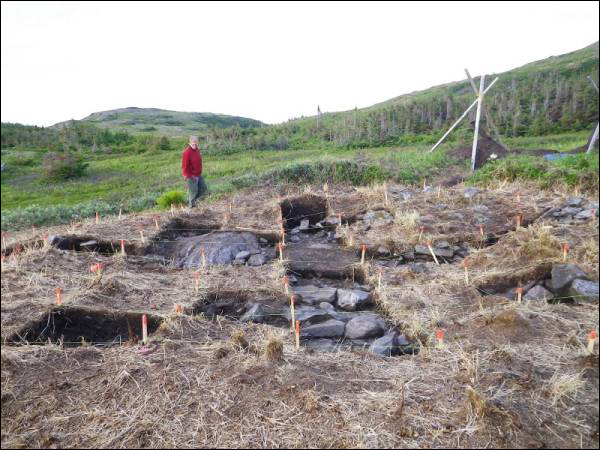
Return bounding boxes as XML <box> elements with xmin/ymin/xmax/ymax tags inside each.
<box><xmin>171</xmin><ymin>232</ymin><xmax>260</xmax><ymax>268</ymax></box>
<box><xmin>550</xmin><ymin>264</ymin><xmax>590</xmax><ymax>293</ymax></box>
<box><xmin>286</xmin><ymin>306</ymin><xmax>332</xmax><ymax>325</ymax></box>
<box><xmin>301</xmin><ymin>319</ymin><xmax>346</xmax><ymax>339</ymax></box>
<box><xmin>414</xmin><ymin>245</ymin><xmax>454</xmax><ymax>259</ymax></box>
<box><xmin>299</xmin><ymin>219</ymin><xmax>310</xmax><ymax>231</ymax></box>
<box><xmin>523</xmin><ymin>285</ymin><xmax>554</xmax><ymax>302</ymax></box>
<box><xmin>240</xmin><ymin>304</ymin><xmax>267</xmax><ymax>323</ymax></box>
<box><xmin>575</xmin><ymin>209</ymin><xmax>595</xmax><ymax>220</ymax></box>
<box><xmin>568</xmin><ymin>279</ymin><xmax>599</xmax><ymax>303</ymax></box>
<box><xmin>235</xmin><ymin>250</ymin><xmax>251</xmax><ymax>261</ymax></box>
<box><xmin>337</xmin><ymin>289</ymin><xmax>371</xmax><ymax>311</ymax></box>
<box><xmin>566</xmin><ymin>196</ymin><xmax>584</xmax><ymax>207</ymax></box>
<box><xmin>247</xmin><ymin>253</ymin><xmax>267</xmax><ymax>266</ymax></box>
<box><xmin>369</xmin><ymin>332</ymin><xmax>399</xmax><ymax>357</ymax></box>
<box><xmin>562</xmin><ymin>206</ymin><xmax>583</xmax><ymax>216</ymax></box>
<box><xmin>345</xmin><ymin>315</ymin><xmax>385</xmax><ymax>339</ymax></box>
<box><xmin>285</xmin><ymin>244</ymin><xmax>357</xmax><ymax>279</ymax></box>
<box><xmin>292</xmin><ymin>285</ymin><xmax>337</xmax><ymax>305</ymax></box>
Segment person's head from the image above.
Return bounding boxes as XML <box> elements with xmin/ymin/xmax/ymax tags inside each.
<box><xmin>189</xmin><ymin>135</ymin><xmax>199</xmax><ymax>150</ymax></box>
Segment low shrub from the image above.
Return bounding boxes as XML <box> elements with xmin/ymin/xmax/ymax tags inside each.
<box><xmin>156</xmin><ymin>190</ymin><xmax>187</xmax><ymax>209</ymax></box>
<box><xmin>41</xmin><ymin>152</ymin><xmax>89</xmax><ymax>182</ymax></box>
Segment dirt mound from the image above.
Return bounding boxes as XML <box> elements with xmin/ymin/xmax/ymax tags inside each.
<box><xmin>448</xmin><ymin>130</ymin><xmax>509</xmax><ymax>169</ymax></box>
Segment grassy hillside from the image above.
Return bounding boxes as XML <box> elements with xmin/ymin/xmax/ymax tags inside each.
<box><xmin>53</xmin><ymin>107</ymin><xmax>264</xmax><ymax>136</ymax></box>
<box><xmin>2</xmin><ymin>42</ymin><xmax>599</xmax><ymax>230</ymax></box>
<box><xmin>201</xmin><ymin>41</ymin><xmax>599</xmax><ymax>153</ymax></box>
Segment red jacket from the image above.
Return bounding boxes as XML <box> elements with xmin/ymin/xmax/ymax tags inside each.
<box><xmin>182</xmin><ymin>146</ymin><xmax>202</xmax><ymax>178</ymax></box>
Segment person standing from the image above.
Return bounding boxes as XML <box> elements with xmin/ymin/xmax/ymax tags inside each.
<box><xmin>181</xmin><ymin>136</ymin><xmax>208</xmax><ymax>208</ymax></box>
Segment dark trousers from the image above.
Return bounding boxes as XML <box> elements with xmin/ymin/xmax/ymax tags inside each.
<box><xmin>187</xmin><ymin>176</ymin><xmax>208</xmax><ymax>207</ymax></box>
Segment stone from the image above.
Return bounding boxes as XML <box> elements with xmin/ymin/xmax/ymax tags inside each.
<box><xmin>319</xmin><ymin>302</ymin><xmax>335</xmax><ymax>312</ymax></box>
<box><xmin>568</xmin><ymin>279</ymin><xmax>599</xmax><ymax>303</ymax></box>
<box><xmin>301</xmin><ymin>319</ymin><xmax>346</xmax><ymax>339</ymax></box>
<box><xmin>414</xmin><ymin>245</ymin><xmax>454</xmax><ymax>259</ymax></box>
<box><xmin>377</xmin><ymin>246</ymin><xmax>391</xmax><ymax>256</ymax></box>
<box><xmin>369</xmin><ymin>332</ymin><xmax>399</xmax><ymax>357</ymax></box>
<box><xmin>562</xmin><ymin>206</ymin><xmax>583</xmax><ymax>216</ymax></box>
<box><xmin>396</xmin><ymin>334</ymin><xmax>410</xmax><ymax>346</ymax></box>
<box><xmin>523</xmin><ymin>285</ymin><xmax>554</xmax><ymax>302</ymax></box>
<box><xmin>232</xmin><ymin>259</ymin><xmax>246</xmax><ymax>266</ymax></box>
<box><xmin>409</xmin><ymin>263</ymin><xmax>428</xmax><ymax>274</ymax></box>
<box><xmin>303</xmin><ymin>339</ymin><xmax>341</xmax><ymax>353</ymax></box>
<box><xmin>171</xmin><ymin>232</ymin><xmax>260</xmax><ymax>268</ymax></box>
<box><xmin>324</xmin><ymin>216</ymin><xmax>341</xmax><ymax>226</ymax></box>
<box><xmin>240</xmin><ymin>304</ymin><xmax>267</xmax><ymax>323</ymax></box>
<box><xmin>574</xmin><ymin>209</ymin><xmax>595</xmax><ymax>220</ymax></box>
<box><xmin>290</xmin><ymin>235</ymin><xmax>301</xmax><ymax>243</ymax></box>
<box><xmin>235</xmin><ymin>251</ymin><xmax>251</xmax><ymax>261</ymax></box>
<box><xmin>566</xmin><ymin>196</ymin><xmax>584</xmax><ymax>207</ymax></box>
<box><xmin>550</xmin><ymin>264</ymin><xmax>590</xmax><ymax>293</ymax></box>
<box><xmin>259</xmin><ymin>238</ymin><xmax>268</xmax><ymax>244</ymax></box>
<box><xmin>423</xmin><ymin>186</ymin><xmax>434</xmax><ymax>193</ymax></box>
<box><xmin>286</xmin><ymin>306</ymin><xmax>331</xmax><ymax>325</ymax></box>
<box><xmin>292</xmin><ymin>285</ymin><xmax>337</xmax><ymax>305</ymax></box>
<box><xmin>436</xmin><ymin>241</ymin><xmax>451</xmax><ymax>249</ymax></box>
<box><xmin>247</xmin><ymin>253</ymin><xmax>267</xmax><ymax>266</ymax></box>
<box><xmin>345</xmin><ymin>315</ymin><xmax>385</xmax><ymax>339</ymax></box>
<box><xmin>337</xmin><ymin>289</ymin><xmax>372</xmax><ymax>311</ymax></box>
<box><xmin>299</xmin><ymin>219</ymin><xmax>310</xmax><ymax>231</ymax></box>
<box><xmin>363</xmin><ymin>210</ymin><xmax>394</xmax><ymax>227</ymax></box>
<box><xmin>463</xmin><ymin>187</ymin><xmax>481</xmax><ymax>199</ymax></box>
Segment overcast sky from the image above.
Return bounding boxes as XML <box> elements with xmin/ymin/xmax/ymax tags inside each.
<box><xmin>1</xmin><ymin>1</ymin><xmax>598</xmax><ymax>127</ymax></box>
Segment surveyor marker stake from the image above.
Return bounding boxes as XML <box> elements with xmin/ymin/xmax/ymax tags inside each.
<box><xmin>55</xmin><ymin>287</ymin><xmax>63</xmax><ymax>305</ymax></box>
<box><xmin>588</xmin><ymin>330</ymin><xmax>597</xmax><ymax>354</ymax></box>
<box><xmin>142</xmin><ymin>314</ymin><xmax>148</xmax><ymax>345</ymax></box>
<box><xmin>435</xmin><ymin>329</ymin><xmax>445</xmax><ymax>349</ymax></box>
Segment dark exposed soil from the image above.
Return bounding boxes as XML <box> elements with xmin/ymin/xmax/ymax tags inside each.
<box><xmin>6</xmin><ymin>307</ymin><xmax>162</xmax><ymax>347</ymax></box>
<box><xmin>448</xmin><ymin>131</ymin><xmax>509</xmax><ymax>169</ymax></box>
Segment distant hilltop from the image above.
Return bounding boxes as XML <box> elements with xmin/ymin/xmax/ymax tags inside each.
<box><xmin>52</xmin><ymin>107</ymin><xmax>264</xmax><ymax>136</ymax></box>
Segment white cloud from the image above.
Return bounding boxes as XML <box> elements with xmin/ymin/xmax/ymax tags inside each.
<box><xmin>1</xmin><ymin>1</ymin><xmax>598</xmax><ymax>126</ymax></box>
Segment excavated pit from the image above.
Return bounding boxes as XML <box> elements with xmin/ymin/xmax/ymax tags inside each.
<box><xmin>47</xmin><ymin>235</ymin><xmax>131</xmax><ymax>255</ymax></box>
<box><xmin>6</xmin><ymin>307</ymin><xmax>162</xmax><ymax>347</ymax></box>
<box><xmin>280</xmin><ymin>194</ymin><xmax>328</xmax><ymax>230</ymax></box>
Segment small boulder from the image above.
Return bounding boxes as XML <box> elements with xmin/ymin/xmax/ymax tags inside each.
<box><xmin>292</xmin><ymin>285</ymin><xmax>337</xmax><ymax>305</ymax></box>
<box><xmin>550</xmin><ymin>264</ymin><xmax>590</xmax><ymax>293</ymax></box>
<box><xmin>235</xmin><ymin>251</ymin><xmax>251</xmax><ymax>261</ymax></box>
<box><xmin>240</xmin><ymin>304</ymin><xmax>267</xmax><ymax>323</ymax></box>
<box><xmin>337</xmin><ymin>289</ymin><xmax>371</xmax><ymax>311</ymax></box>
<box><xmin>299</xmin><ymin>219</ymin><xmax>310</xmax><ymax>231</ymax></box>
<box><xmin>301</xmin><ymin>319</ymin><xmax>346</xmax><ymax>339</ymax></box>
<box><xmin>345</xmin><ymin>315</ymin><xmax>385</xmax><ymax>339</ymax></box>
<box><xmin>523</xmin><ymin>285</ymin><xmax>554</xmax><ymax>302</ymax></box>
<box><xmin>247</xmin><ymin>254</ymin><xmax>267</xmax><ymax>266</ymax></box>
<box><xmin>574</xmin><ymin>209</ymin><xmax>595</xmax><ymax>220</ymax></box>
<box><xmin>566</xmin><ymin>197</ymin><xmax>584</xmax><ymax>207</ymax></box>
<box><xmin>568</xmin><ymin>279</ymin><xmax>599</xmax><ymax>303</ymax></box>
<box><xmin>369</xmin><ymin>332</ymin><xmax>399</xmax><ymax>357</ymax></box>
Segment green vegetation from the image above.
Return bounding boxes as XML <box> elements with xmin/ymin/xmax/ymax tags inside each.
<box><xmin>42</xmin><ymin>152</ymin><xmax>89</xmax><ymax>181</ymax></box>
<box><xmin>469</xmin><ymin>152</ymin><xmax>599</xmax><ymax>191</ymax></box>
<box><xmin>53</xmin><ymin>107</ymin><xmax>264</xmax><ymax>137</ymax></box>
<box><xmin>156</xmin><ymin>190</ymin><xmax>187</xmax><ymax>209</ymax></box>
<box><xmin>1</xmin><ymin>42</ymin><xmax>598</xmax><ymax>231</ymax></box>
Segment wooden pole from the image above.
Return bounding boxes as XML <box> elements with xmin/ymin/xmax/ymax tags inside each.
<box><xmin>465</xmin><ymin>69</ymin><xmax>508</xmax><ymax>151</ymax></box>
<box><xmin>430</xmin><ymin>77</ymin><xmax>499</xmax><ymax>153</ymax></box>
<box><xmin>295</xmin><ymin>320</ymin><xmax>301</xmax><ymax>349</ymax></box>
<box><xmin>290</xmin><ymin>295</ymin><xmax>297</xmax><ymax>333</ymax></box>
<box><xmin>587</xmin><ymin>123</ymin><xmax>599</xmax><ymax>154</ymax></box>
<box><xmin>471</xmin><ymin>74</ymin><xmax>486</xmax><ymax>171</ymax></box>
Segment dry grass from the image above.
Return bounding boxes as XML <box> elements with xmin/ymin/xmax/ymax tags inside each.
<box><xmin>1</xmin><ymin>181</ymin><xmax>599</xmax><ymax>449</ymax></box>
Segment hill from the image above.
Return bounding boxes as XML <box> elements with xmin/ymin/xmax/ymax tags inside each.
<box><xmin>53</xmin><ymin>107</ymin><xmax>264</xmax><ymax>136</ymax></box>
<box><xmin>202</xmin><ymin>42</ymin><xmax>599</xmax><ymax>152</ymax></box>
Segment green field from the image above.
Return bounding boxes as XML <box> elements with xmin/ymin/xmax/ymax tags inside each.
<box><xmin>2</xmin><ymin>130</ymin><xmax>596</xmax><ymax>231</ymax></box>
